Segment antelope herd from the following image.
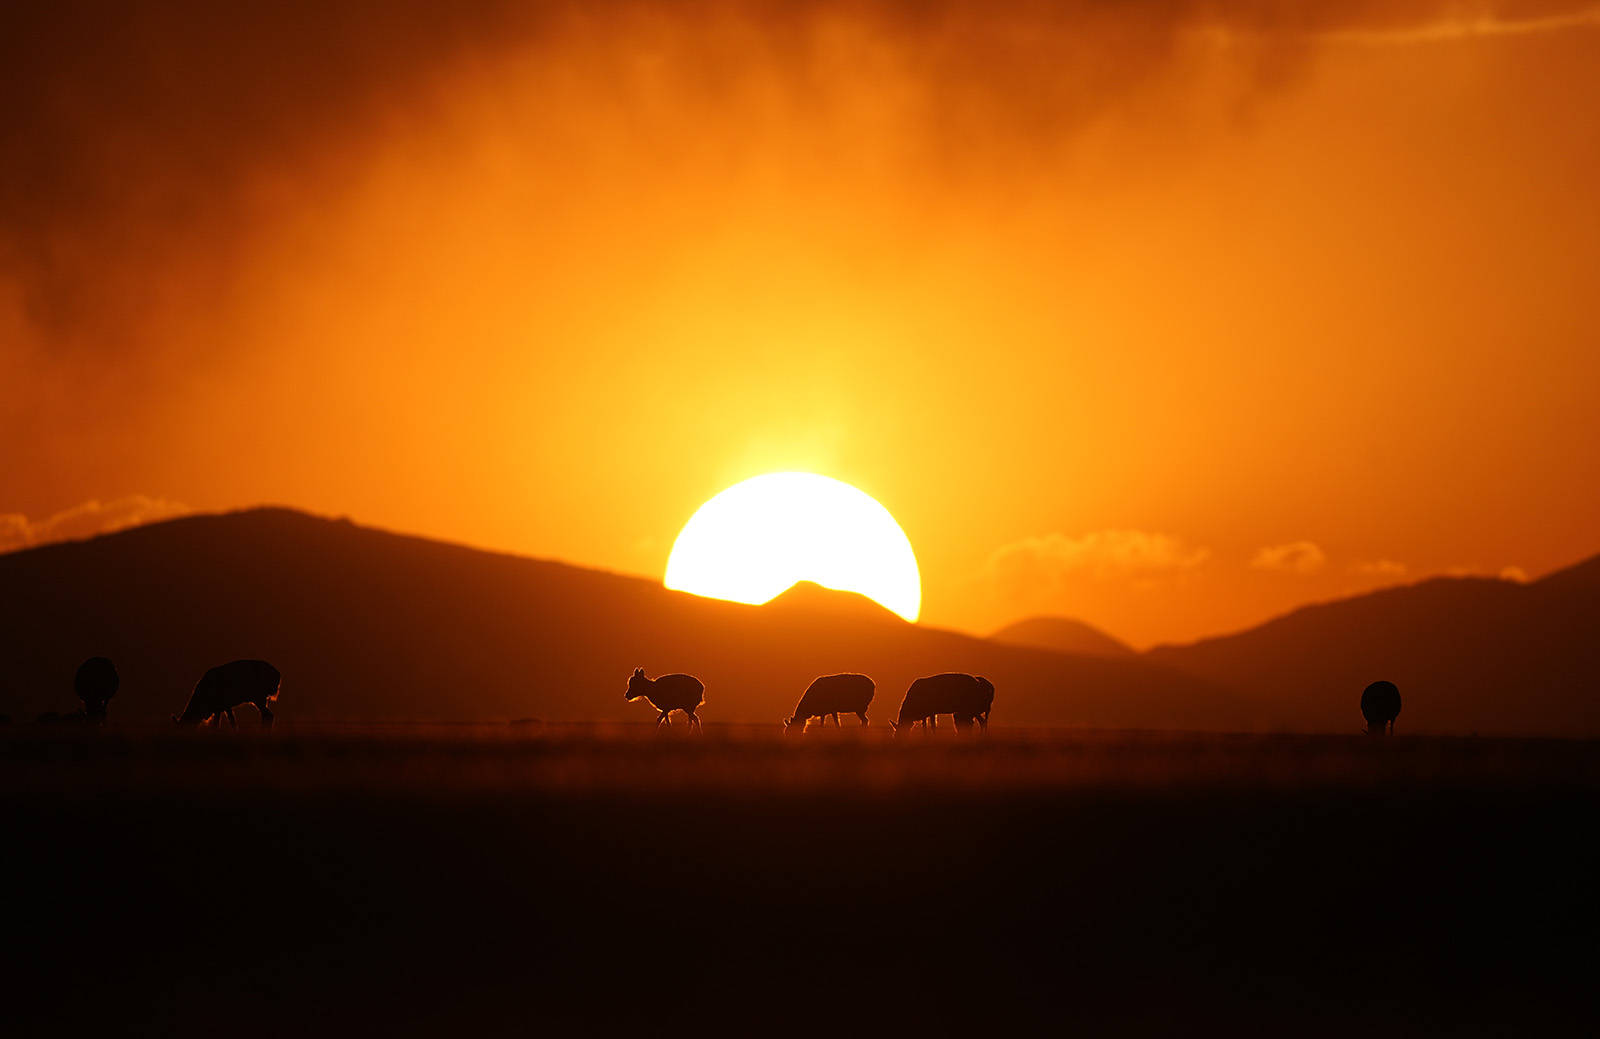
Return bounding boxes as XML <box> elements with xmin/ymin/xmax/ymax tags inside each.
<box><xmin>26</xmin><ymin>657</ymin><xmax>1401</xmax><ymax>736</ymax></box>
<box><xmin>626</xmin><ymin>667</ymin><xmax>994</xmax><ymax>735</ymax></box>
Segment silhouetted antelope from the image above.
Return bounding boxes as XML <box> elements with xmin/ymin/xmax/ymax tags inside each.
<box><xmin>73</xmin><ymin>656</ymin><xmax>119</xmax><ymax>722</ymax></box>
<box><xmin>1361</xmin><ymin>680</ymin><xmax>1401</xmax><ymax>735</ymax></box>
<box><xmin>175</xmin><ymin>659</ymin><xmax>281</xmax><ymax>729</ymax></box>
<box><xmin>892</xmin><ymin>673</ymin><xmax>994</xmax><ymax>736</ymax></box>
<box><xmin>785</xmin><ymin>673</ymin><xmax>875</xmax><ymax>732</ymax></box>
<box><xmin>625</xmin><ymin>667</ymin><xmax>704</xmax><ymax>731</ymax></box>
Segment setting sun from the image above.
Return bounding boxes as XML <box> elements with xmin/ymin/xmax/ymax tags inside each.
<box><xmin>664</xmin><ymin>472</ymin><xmax>922</xmax><ymax>621</ymax></box>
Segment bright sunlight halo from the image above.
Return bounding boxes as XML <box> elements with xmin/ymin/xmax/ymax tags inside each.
<box><xmin>663</xmin><ymin>472</ymin><xmax>921</xmax><ymax>621</ymax></box>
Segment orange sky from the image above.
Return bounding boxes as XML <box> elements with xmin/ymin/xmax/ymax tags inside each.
<box><xmin>4</xmin><ymin>2</ymin><xmax>1598</xmax><ymax>646</ymax></box>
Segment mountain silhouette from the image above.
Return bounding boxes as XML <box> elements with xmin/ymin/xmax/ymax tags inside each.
<box><xmin>990</xmin><ymin>616</ymin><xmax>1133</xmax><ymax>658</ymax></box>
<box><xmin>0</xmin><ymin>508</ymin><xmax>1239</xmax><ymax>728</ymax></box>
<box><xmin>1148</xmin><ymin>564</ymin><xmax>1600</xmax><ymax>735</ymax></box>
<box><xmin>1531</xmin><ymin>552</ymin><xmax>1600</xmax><ymax>593</ymax></box>
<box><xmin>764</xmin><ymin>580</ymin><xmax>910</xmax><ymax>623</ymax></box>
<box><xmin>7</xmin><ymin>508</ymin><xmax>1594</xmax><ymax>734</ymax></box>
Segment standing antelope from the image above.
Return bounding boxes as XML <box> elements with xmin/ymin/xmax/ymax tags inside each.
<box><xmin>892</xmin><ymin>673</ymin><xmax>994</xmax><ymax>736</ymax></box>
<box><xmin>785</xmin><ymin>673</ymin><xmax>875</xmax><ymax>732</ymax></box>
<box><xmin>625</xmin><ymin>667</ymin><xmax>705</xmax><ymax>731</ymax></box>
<box><xmin>174</xmin><ymin>659</ymin><xmax>281</xmax><ymax>729</ymax></box>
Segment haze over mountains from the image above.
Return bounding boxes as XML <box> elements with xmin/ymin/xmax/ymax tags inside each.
<box><xmin>1</xmin><ymin>509</ymin><xmax>1594</xmax><ymax>735</ymax></box>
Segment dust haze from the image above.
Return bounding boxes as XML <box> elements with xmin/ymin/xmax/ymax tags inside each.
<box><xmin>5</xmin><ymin>0</ymin><xmax>1598</xmax><ymax>644</ymax></box>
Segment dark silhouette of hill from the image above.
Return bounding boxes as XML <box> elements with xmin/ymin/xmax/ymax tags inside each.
<box><xmin>0</xmin><ymin>508</ymin><xmax>1241</xmax><ymax>728</ymax></box>
<box><xmin>764</xmin><ymin>579</ymin><xmax>909</xmax><ymax>623</ymax></box>
<box><xmin>990</xmin><ymin>616</ymin><xmax>1134</xmax><ymax>658</ymax></box>
<box><xmin>1148</xmin><ymin>563</ymin><xmax>1600</xmax><ymax>735</ymax></box>
<box><xmin>1532</xmin><ymin>552</ymin><xmax>1600</xmax><ymax>592</ymax></box>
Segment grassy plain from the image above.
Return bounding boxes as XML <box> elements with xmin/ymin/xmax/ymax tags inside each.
<box><xmin>4</xmin><ymin>725</ymin><xmax>1596</xmax><ymax>1035</ymax></box>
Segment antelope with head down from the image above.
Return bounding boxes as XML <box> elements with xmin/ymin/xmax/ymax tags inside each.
<box><xmin>784</xmin><ymin>673</ymin><xmax>875</xmax><ymax>733</ymax></box>
<box><xmin>174</xmin><ymin>659</ymin><xmax>281</xmax><ymax>729</ymax></box>
<box><xmin>891</xmin><ymin>673</ymin><xmax>994</xmax><ymax>736</ymax></box>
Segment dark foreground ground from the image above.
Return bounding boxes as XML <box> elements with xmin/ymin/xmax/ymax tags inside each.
<box><xmin>4</xmin><ymin>724</ymin><xmax>1598</xmax><ymax>1036</ymax></box>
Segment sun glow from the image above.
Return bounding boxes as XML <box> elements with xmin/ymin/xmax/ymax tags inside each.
<box><xmin>664</xmin><ymin>473</ymin><xmax>922</xmax><ymax>621</ymax></box>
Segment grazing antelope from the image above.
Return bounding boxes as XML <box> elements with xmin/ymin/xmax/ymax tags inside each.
<box><xmin>785</xmin><ymin>673</ymin><xmax>875</xmax><ymax>732</ymax></box>
<box><xmin>625</xmin><ymin>667</ymin><xmax>704</xmax><ymax>731</ymax></box>
<box><xmin>73</xmin><ymin>656</ymin><xmax>119</xmax><ymax>722</ymax></box>
<box><xmin>892</xmin><ymin>673</ymin><xmax>994</xmax><ymax>736</ymax></box>
<box><xmin>174</xmin><ymin>659</ymin><xmax>281</xmax><ymax>729</ymax></box>
<box><xmin>1361</xmin><ymin>680</ymin><xmax>1401</xmax><ymax>735</ymax></box>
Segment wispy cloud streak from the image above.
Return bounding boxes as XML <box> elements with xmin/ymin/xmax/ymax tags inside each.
<box><xmin>0</xmin><ymin>496</ymin><xmax>189</xmax><ymax>554</ymax></box>
<box><xmin>1314</xmin><ymin>5</ymin><xmax>1600</xmax><ymax>45</ymax></box>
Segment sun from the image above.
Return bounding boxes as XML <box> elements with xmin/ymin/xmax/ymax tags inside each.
<box><xmin>664</xmin><ymin>472</ymin><xmax>922</xmax><ymax>621</ymax></box>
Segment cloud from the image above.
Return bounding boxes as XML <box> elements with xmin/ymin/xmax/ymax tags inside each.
<box><xmin>1443</xmin><ymin>563</ymin><xmax>1530</xmax><ymax>582</ymax></box>
<box><xmin>984</xmin><ymin>530</ymin><xmax>1210</xmax><ymax>600</ymax></box>
<box><xmin>1249</xmin><ymin>540</ymin><xmax>1327</xmax><ymax>575</ymax></box>
<box><xmin>1311</xmin><ymin>5</ymin><xmax>1600</xmax><ymax>45</ymax></box>
<box><xmin>0</xmin><ymin>496</ymin><xmax>189</xmax><ymax>554</ymax></box>
<box><xmin>0</xmin><ymin>513</ymin><xmax>29</xmax><ymax>551</ymax></box>
<box><xmin>6</xmin><ymin>0</ymin><xmax>1594</xmax><ymax>345</ymax></box>
<box><xmin>1352</xmin><ymin>558</ymin><xmax>1408</xmax><ymax>579</ymax></box>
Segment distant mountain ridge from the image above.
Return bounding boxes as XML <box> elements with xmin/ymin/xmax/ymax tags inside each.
<box><xmin>765</xmin><ymin>580</ymin><xmax>908</xmax><ymax>622</ymax></box>
<box><xmin>989</xmin><ymin>616</ymin><xmax>1133</xmax><ymax>658</ymax></box>
<box><xmin>1530</xmin><ymin>552</ymin><xmax>1600</xmax><ymax>592</ymax></box>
